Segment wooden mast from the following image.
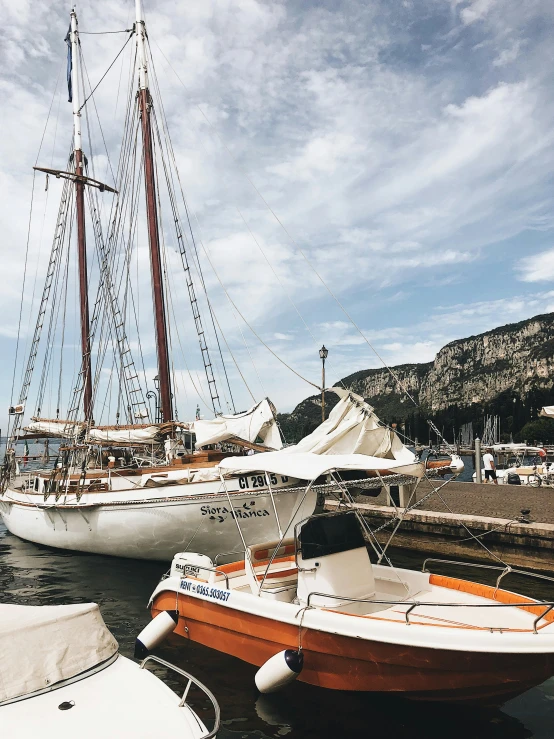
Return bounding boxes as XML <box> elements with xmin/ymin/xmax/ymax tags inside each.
<box><xmin>135</xmin><ymin>0</ymin><xmax>173</xmax><ymax>422</ymax></box>
<box><xmin>70</xmin><ymin>10</ymin><xmax>93</xmax><ymax>422</ymax></box>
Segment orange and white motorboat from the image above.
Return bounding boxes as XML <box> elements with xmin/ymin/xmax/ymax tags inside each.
<box><xmin>143</xmin><ymin>455</ymin><xmax>554</xmax><ymax>705</ymax></box>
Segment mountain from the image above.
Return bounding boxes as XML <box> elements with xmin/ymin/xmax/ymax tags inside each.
<box><xmin>277</xmin><ymin>312</ymin><xmax>554</xmax><ymax>445</ymax></box>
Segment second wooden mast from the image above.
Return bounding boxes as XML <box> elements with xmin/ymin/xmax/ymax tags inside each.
<box><xmin>70</xmin><ymin>10</ymin><xmax>93</xmax><ymax>422</ymax></box>
<box><xmin>135</xmin><ymin>1</ymin><xmax>173</xmax><ymax>423</ymax></box>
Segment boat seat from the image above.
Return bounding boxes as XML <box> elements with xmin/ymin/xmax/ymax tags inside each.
<box><xmin>210</xmin><ymin>559</ymin><xmax>250</xmax><ymax>584</ymax></box>
<box><xmin>245</xmin><ymin>539</ymin><xmax>298</xmax><ymax>599</ymax></box>
<box><xmin>296</xmin><ymin>512</ymin><xmax>376</xmax><ymax>609</ymax></box>
<box><xmin>249</xmin><ymin>539</ymin><xmax>296</xmax><ymax>564</ymax></box>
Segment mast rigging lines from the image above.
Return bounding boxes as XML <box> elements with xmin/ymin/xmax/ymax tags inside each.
<box><xmin>8</xmin><ymin>0</ymin><xmax>366</xmax><ymax>455</ymax></box>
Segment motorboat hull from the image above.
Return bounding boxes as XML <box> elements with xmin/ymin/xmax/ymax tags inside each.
<box><xmin>153</xmin><ymin>590</ymin><xmax>554</xmax><ymax>704</ymax></box>
<box><xmin>149</xmin><ymin>560</ymin><xmax>554</xmax><ymax>707</ymax></box>
<box><xmin>0</xmin><ymin>482</ymin><xmax>314</xmax><ymax>561</ymax></box>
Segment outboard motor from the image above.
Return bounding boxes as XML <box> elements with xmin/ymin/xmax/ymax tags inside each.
<box><xmin>135</xmin><ymin>553</ymin><xmax>215</xmax><ymax>659</ymax></box>
<box><xmin>507</xmin><ymin>473</ymin><xmax>522</xmax><ymax>485</ymax></box>
<box><xmin>170</xmin><ymin>552</ymin><xmax>214</xmax><ymax>579</ymax></box>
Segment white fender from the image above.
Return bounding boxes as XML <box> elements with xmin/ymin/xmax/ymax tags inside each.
<box><xmin>449</xmin><ymin>454</ymin><xmax>465</xmax><ymax>474</ymax></box>
<box><xmin>134</xmin><ymin>610</ymin><xmax>178</xmax><ymax>659</ymax></box>
<box><xmin>255</xmin><ymin>649</ymin><xmax>304</xmax><ymax>694</ymax></box>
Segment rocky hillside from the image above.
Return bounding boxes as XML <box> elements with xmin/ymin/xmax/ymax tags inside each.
<box><xmin>278</xmin><ymin>313</ymin><xmax>554</xmax><ymax>444</ymax></box>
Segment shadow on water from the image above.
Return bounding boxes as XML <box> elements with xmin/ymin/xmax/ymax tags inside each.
<box><xmin>1</xmin><ymin>523</ymin><xmax>553</xmax><ymax>738</ymax></box>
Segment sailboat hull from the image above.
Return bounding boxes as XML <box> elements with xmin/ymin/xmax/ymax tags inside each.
<box><xmin>0</xmin><ymin>482</ymin><xmax>315</xmax><ymax>561</ymax></box>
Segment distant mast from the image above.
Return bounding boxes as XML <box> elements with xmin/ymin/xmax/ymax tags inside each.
<box><xmin>70</xmin><ymin>9</ymin><xmax>93</xmax><ymax>422</ymax></box>
<box><xmin>135</xmin><ymin>0</ymin><xmax>173</xmax><ymax>423</ymax></box>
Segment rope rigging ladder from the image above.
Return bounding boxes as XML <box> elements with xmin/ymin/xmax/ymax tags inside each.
<box><xmin>82</xmin><ymin>184</ymin><xmax>149</xmax><ymax>422</ymax></box>
<box><xmin>9</xmin><ymin>170</ymin><xmax>74</xmax><ymax>443</ymax></box>
<box><xmin>150</xmin><ymin>107</ymin><xmax>222</xmax><ymax>416</ymax></box>
<box><xmin>146</xmin><ymin>43</ymin><xmax>236</xmax><ymax>413</ymax></box>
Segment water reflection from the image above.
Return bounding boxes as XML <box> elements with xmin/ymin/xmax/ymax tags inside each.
<box><xmin>1</xmin><ymin>523</ymin><xmax>553</xmax><ymax>738</ymax></box>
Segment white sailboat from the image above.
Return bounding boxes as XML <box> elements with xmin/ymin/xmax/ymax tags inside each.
<box><xmin>0</xmin><ymin>5</ymin><xmax>310</xmax><ymax>561</ymax></box>
<box><xmin>0</xmin><ymin>7</ymin><xmax>425</xmax><ymax>561</ymax></box>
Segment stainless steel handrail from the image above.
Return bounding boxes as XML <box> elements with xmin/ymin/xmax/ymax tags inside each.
<box><xmin>140</xmin><ymin>654</ymin><xmax>220</xmax><ymax>738</ymax></box>
<box><xmin>213</xmin><ymin>550</ymin><xmax>243</xmax><ymax>565</ymax></box>
<box><xmin>534</xmin><ymin>605</ymin><xmax>554</xmax><ymax>634</ymax></box>
<box><xmin>303</xmin><ymin>591</ymin><xmax>554</xmax><ymax>631</ymax></box>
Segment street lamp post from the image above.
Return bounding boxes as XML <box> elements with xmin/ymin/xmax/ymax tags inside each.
<box><xmin>147</xmin><ymin>375</ymin><xmax>161</xmax><ymax>423</ymax></box>
<box><xmin>319</xmin><ymin>345</ymin><xmax>328</xmax><ymax>422</ymax></box>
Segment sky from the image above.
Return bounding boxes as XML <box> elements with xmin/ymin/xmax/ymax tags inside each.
<box><xmin>1</xmin><ymin>0</ymin><xmax>554</xmax><ymax>429</ymax></box>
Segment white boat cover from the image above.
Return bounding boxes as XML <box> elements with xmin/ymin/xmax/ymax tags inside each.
<box><xmin>194</xmin><ymin>398</ymin><xmax>282</xmax><ymax>450</ymax></box>
<box><xmin>0</xmin><ymin>603</ymin><xmax>118</xmax><ymax>704</ymax></box>
<box><xmin>218</xmin><ymin>451</ymin><xmax>424</xmax><ymax>480</ymax></box>
<box><xmin>217</xmin><ymin>389</ymin><xmax>422</xmax><ymax>480</ymax></box>
<box><xmin>88</xmin><ymin>425</ymin><xmax>162</xmax><ymax>444</ymax></box>
<box><xmin>283</xmin><ymin>388</ymin><xmax>416</xmax><ymax>464</ymax></box>
<box><xmin>492</xmin><ymin>443</ymin><xmax>543</xmax><ymax>453</ymax></box>
<box><xmin>540</xmin><ymin>406</ymin><xmax>554</xmax><ymax>418</ymax></box>
<box><xmin>23</xmin><ymin>419</ymin><xmax>85</xmax><ymax>439</ymax></box>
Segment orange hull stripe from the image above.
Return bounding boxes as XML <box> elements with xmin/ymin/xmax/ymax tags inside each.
<box><xmin>430</xmin><ymin>574</ymin><xmax>554</xmax><ymax>622</ymax></box>
<box><xmin>217</xmin><ymin>559</ymin><xmax>245</xmax><ymax>575</ymax></box>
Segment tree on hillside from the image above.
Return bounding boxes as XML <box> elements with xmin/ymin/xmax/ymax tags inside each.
<box><xmin>514</xmin><ymin>418</ymin><xmax>554</xmax><ymax>444</ymax></box>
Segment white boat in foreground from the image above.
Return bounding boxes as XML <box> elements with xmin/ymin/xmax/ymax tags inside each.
<box><xmin>0</xmin><ymin>602</ymin><xmax>219</xmax><ymax>738</ymax></box>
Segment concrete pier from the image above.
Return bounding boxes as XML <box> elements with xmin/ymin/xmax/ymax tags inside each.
<box><xmin>325</xmin><ymin>479</ymin><xmax>554</xmax><ymax>572</ymax></box>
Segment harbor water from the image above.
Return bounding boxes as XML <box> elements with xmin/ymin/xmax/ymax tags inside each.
<box><xmin>1</xmin><ymin>521</ymin><xmax>553</xmax><ymax>738</ymax></box>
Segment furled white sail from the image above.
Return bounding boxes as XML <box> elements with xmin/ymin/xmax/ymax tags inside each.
<box><xmin>194</xmin><ymin>398</ymin><xmax>282</xmax><ymax>450</ymax></box>
<box><xmin>23</xmin><ymin>418</ymin><xmax>85</xmax><ymax>439</ymax></box>
<box><xmin>282</xmin><ymin>388</ymin><xmax>415</xmax><ymax>464</ymax></box>
<box><xmin>87</xmin><ymin>425</ymin><xmax>163</xmax><ymax>444</ymax></box>
<box><xmin>216</xmin><ymin>389</ymin><xmax>421</xmax><ymax>481</ymax></box>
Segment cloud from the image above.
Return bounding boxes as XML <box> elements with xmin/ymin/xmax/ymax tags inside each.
<box><xmin>460</xmin><ymin>0</ymin><xmax>498</xmax><ymax>26</ymax></box>
<box><xmin>274</xmin><ymin>332</ymin><xmax>293</xmax><ymax>340</ymax></box>
<box><xmin>517</xmin><ymin>249</ymin><xmax>554</xmax><ymax>283</ymax></box>
<box><xmin>493</xmin><ymin>40</ymin><xmax>523</xmax><ymax>67</ymax></box>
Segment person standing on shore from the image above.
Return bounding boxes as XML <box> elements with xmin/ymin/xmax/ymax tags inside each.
<box><xmin>483</xmin><ymin>448</ymin><xmax>498</xmax><ymax>484</ymax></box>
